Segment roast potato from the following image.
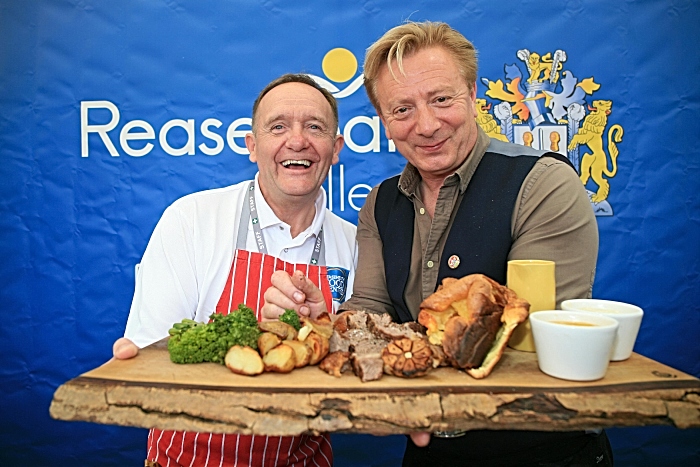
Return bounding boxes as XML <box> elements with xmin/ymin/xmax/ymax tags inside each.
<box><xmin>258</xmin><ymin>321</ymin><xmax>298</xmax><ymax>340</ymax></box>
<box><xmin>300</xmin><ymin>313</ymin><xmax>333</xmax><ymax>339</ymax></box>
<box><xmin>305</xmin><ymin>332</ymin><xmax>330</xmax><ymax>365</ymax></box>
<box><xmin>263</xmin><ymin>343</ymin><xmax>296</xmax><ymax>373</ymax></box>
<box><xmin>258</xmin><ymin>332</ymin><xmax>282</xmax><ymax>357</ymax></box>
<box><xmin>284</xmin><ymin>340</ymin><xmax>312</xmax><ymax>368</ymax></box>
<box><xmin>225</xmin><ymin>345</ymin><xmax>264</xmax><ymax>376</ymax></box>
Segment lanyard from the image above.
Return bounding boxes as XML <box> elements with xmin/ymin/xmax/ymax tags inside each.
<box><xmin>236</xmin><ymin>181</ymin><xmax>325</xmax><ymax>265</ymax></box>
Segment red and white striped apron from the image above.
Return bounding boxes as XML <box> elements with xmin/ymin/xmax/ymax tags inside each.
<box><xmin>146</xmin><ymin>251</ymin><xmax>334</xmax><ymax>467</ymax></box>
<box><xmin>147</xmin><ymin>182</ymin><xmax>334</xmax><ymax>467</ymax></box>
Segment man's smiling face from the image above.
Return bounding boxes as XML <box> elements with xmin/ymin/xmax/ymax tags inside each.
<box><xmin>375</xmin><ymin>46</ymin><xmax>478</xmax><ymax>184</ymax></box>
<box><xmin>246</xmin><ymin>82</ymin><xmax>343</xmax><ymax>208</ymax></box>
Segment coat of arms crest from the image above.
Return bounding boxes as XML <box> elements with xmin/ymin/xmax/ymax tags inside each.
<box><xmin>479</xmin><ymin>49</ymin><xmax>624</xmax><ymax>216</ymax></box>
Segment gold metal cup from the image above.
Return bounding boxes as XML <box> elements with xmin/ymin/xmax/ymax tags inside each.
<box><xmin>507</xmin><ymin>260</ymin><xmax>556</xmax><ymax>352</ymax></box>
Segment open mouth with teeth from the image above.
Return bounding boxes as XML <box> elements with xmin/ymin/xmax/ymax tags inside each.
<box><xmin>281</xmin><ymin>159</ymin><xmax>312</xmax><ymax>168</ymax></box>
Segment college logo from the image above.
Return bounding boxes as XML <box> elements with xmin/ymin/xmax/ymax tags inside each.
<box><xmin>309</xmin><ymin>48</ymin><xmax>365</xmax><ymax>99</ymax></box>
<box><xmin>326</xmin><ymin>266</ymin><xmax>350</xmax><ymax>303</ymax></box>
<box><xmin>479</xmin><ymin>49</ymin><xmax>624</xmax><ymax>216</ymax></box>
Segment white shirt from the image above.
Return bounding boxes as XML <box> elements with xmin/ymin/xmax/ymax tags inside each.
<box><xmin>125</xmin><ymin>174</ymin><xmax>358</xmax><ymax>347</ymax></box>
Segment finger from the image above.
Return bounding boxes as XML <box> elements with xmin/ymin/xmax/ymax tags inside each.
<box><xmin>409</xmin><ymin>432</ymin><xmax>431</xmax><ymax>447</ymax></box>
<box><xmin>289</xmin><ymin>271</ymin><xmax>328</xmax><ymax>318</ymax></box>
<box><xmin>290</xmin><ymin>270</ymin><xmax>325</xmax><ymax>305</ymax></box>
<box><xmin>261</xmin><ymin>286</ymin><xmax>312</xmax><ymax>320</ymax></box>
<box><xmin>270</xmin><ymin>270</ymin><xmax>306</xmax><ymax>304</ymax></box>
<box><xmin>260</xmin><ymin>301</ymin><xmax>286</xmax><ymax>321</ymax></box>
<box><xmin>262</xmin><ymin>284</ymin><xmax>312</xmax><ymax>321</ymax></box>
<box><xmin>113</xmin><ymin>338</ymin><xmax>139</xmax><ymax>360</ymax></box>
<box><xmin>264</xmin><ymin>285</ymin><xmax>303</xmax><ymax>312</ymax></box>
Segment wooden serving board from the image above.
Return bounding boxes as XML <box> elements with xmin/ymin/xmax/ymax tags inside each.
<box><xmin>50</xmin><ymin>340</ymin><xmax>700</xmax><ymax>435</ymax></box>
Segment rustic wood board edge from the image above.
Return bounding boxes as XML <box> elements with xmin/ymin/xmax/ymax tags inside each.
<box><xmin>50</xmin><ymin>376</ymin><xmax>700</xmax><ymax>435</ymax></box>
<box><xmin>69</xmin><ymin>373</ymin><xmax>700</xmax><ymax>395</ymax></box>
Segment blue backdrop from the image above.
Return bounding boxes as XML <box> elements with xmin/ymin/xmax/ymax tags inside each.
<box><xmin>1</xmin><ymin>1</ymin><xmax>698</xmax><ymax>465</ymax></box>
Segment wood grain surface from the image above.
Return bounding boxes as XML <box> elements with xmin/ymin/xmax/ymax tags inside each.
<box><xmin>50</xmin><ymin>340</ymin><xmax>700</xmax><ymax>435</ymax></box>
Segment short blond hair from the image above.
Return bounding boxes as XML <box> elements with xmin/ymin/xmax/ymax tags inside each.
<box><xmin>363</xmin><ymin>21</ymin><xmax>478</xmax><ymax>112</ymax></box>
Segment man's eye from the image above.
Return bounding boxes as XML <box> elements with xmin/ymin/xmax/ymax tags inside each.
<box><xmin>271</xmin><ymin>124</ymin><xmax>285</xmax><ymax>131</ymax></box>
<box><xmin>435</xmin><ymin>96</ymin><xmax>448</xmax><ymax>104</ymax></box>
<box><xmin>392</xmin><ymin>107</ymin><xmax>411</xmax><ymax>118</ymax></box>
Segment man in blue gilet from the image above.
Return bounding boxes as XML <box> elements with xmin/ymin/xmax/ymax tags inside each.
<box><xmin>267</xmin><ymin>21</ymin><xmax>610</xmax><ymax>466</ymax></box>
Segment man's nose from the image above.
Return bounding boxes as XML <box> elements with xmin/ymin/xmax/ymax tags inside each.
<box><xmin>286</xmin><ymin>126</ymin><xmax>310</xmax><ymax>151</ymax></box>
<box><xmin>414</xmin><ymin>105</ymin><xmax>441</xmax><ymax>137</ymax></box>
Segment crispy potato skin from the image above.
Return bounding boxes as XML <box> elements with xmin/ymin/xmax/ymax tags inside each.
<box><xmin>263</xmin><ymin>344</ymin><xmax>296</xmax><ymax>373</ymax></box>
<box><xmin>258</xmin><ymin>321</ymin><xmax>298</xmax><ymax>340</ymax></box>
<box><xmin>225</xmin><ymin>345</ymin><xmax>264</xmax><ymax>376</ymax></box>
<box><xmin>258</xmin><ymin>332</ymin><xmax>282</xmax><ymax>357</ymax></box>
<box><xmin>305</xmin><ymin>332</ymin><xmax>330</xmax><ymax>365</ymax></box>
<box><xmin>226</xmin><ymin>320</ymin><xmax>331</xmax><ymax>376</ymax></box>
<box><xmin>284</xmin><ymin>340</ymin><xmax>312</xmax><ymax>368</ymax></box>
<box><xmin>300</xmin><ymin>314</ymin><xmax>333</xmax><ymax>339</ymax></box>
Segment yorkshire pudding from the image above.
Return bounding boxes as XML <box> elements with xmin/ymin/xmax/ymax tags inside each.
<box><xmin>418</xmin><ymin>274</ymin><xmax>529</xmax><ymax>378</ymax></box>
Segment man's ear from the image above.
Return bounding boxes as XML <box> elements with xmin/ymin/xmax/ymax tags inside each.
<box><xmin>245</xmin><ymin>132</ymin><xmax>256</xmax><ymax>163</ymax></box>
<box><xmin>469</xmin><ymin>85</ymin><xmax>477</xmax><ymax>118</ymax></box>
<box><xmin>331</xmin><ymin>134</ymin><xmax>344</xmax><ymax>165</ymax></box>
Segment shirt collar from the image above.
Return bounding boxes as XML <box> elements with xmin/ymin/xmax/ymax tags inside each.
<box><xmin>397</xmin><ymin>125</ymin><xmax>492</xmax><ymax>197</ymax></box>
<box><xmin>252</xmin><ymin>172</ymin><xmax>326</xmax><ymax>237</ymax></box>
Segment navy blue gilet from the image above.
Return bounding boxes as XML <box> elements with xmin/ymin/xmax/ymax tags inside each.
<box><xmin>375</xmin><ymin>149</ymin><xmax>572</xmax><ymax>324</ymax></box>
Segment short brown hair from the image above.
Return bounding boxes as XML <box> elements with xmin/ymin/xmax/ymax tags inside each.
<box><xmin>251</xmin><ymin>73</ymin><xmax>339</xmax><ymax>133</ymax></box>
<box><xmin>363</xmin><ymin>21</ymin><xmax>478</xmax><ymax>112</ymax></box>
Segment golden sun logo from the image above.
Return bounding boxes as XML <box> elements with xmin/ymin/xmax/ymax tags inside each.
<box><xmin>322</xmin><ymin>48</ymin><xmax>357</xmax><ymax>83</ymax></box>
<box><xmin>309</xmin><ymin>48</ymin><xmax>365</xmax><ymax>98</ymax></box>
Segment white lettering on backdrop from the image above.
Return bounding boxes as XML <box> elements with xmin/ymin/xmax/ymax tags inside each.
<box><xmin>80</xmin><ymin>100</ymin><xmax>387</xmax><ymax>212</ymax></box>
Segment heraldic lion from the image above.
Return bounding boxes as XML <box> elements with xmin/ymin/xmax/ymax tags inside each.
<box><xmin>568</xmin><ymin>100</ymin><xmax>624</xmax><ymax>203</ymax></box>
<box><xmin>475</xmin><ymin>98</ymin><xmax>508</xmax><ymax>142</ymax></box>
<box><xmin>527</xmin><ymin>52</ymin><xmax>562</xmax><ymax>83</ymax></box>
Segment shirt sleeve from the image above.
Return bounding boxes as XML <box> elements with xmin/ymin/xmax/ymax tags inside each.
<box><xmin>339</xmin><ymin>187</ymin><xmax>396</xmax><ymax>315</ymax></box>
<box><xmin>509</xmin><ymin>158</ymin><xmax>599</xmax><ymax>306</ymax></box>
<box><xmin>341</xmin><ymin>236</ymin><xmax>359</xmax><ymax>309</ymax></box>
<box><xmin>124</xmin><ymin>203</ymin><xmax>200</xmax><ymax>348</ymax></box>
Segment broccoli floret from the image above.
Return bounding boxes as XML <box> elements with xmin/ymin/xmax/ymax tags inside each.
<box><xmin>167</xmin><ymin>319</ymin><xmax>217</xmax><ymax>364</ymax></box>
<box><xmin>167</xmin><ymin>305</ymin><xmax>261</xmax><ymax>365</ymax></box>
<box><xmin>230</xmin><ymin>303</ymin><xmax>259</xmax><ymax>328</ymax></box>
<box><xmin>279</xmin><ymin>309</ymin><xmax>302</xmax><ymax>331</ymax></box>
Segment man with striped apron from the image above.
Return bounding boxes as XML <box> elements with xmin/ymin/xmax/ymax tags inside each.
<box><xmin>146</xmin><ymin>181</ymin><xmax>340</xmax><ymax>467</ymax></box>
<box><xmin>113</xmin><ymin>74</ymin><xmax>357</xmax><ymax>466</ymax></box>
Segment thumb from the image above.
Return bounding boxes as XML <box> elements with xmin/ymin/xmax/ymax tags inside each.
<box><xmin>409</xmin><ymin>432</ymin><xmax>431</xmax><ymax>447</ymax></box>
<box><xmin>113</xmin><ymin>337</ymin><xmax>139</xmax><ymax>360</ymax></box>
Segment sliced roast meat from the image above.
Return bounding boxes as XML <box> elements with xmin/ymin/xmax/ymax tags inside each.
<box><xmin>351</xmin><ymin>352</ymin><xmax>385</xmax><ymax>382</ymax></box>
<box><xmin>322</xmin><ymin>310</ymin><xmax>427</xmax><ymax>381</ymax></box>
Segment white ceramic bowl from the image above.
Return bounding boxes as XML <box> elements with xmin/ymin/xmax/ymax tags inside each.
<box><xmin>561</xmin><ymin>299</ymin><xmax>643</xmax><ymax>361</ymax></box>
<box><xmin>530</xmin><ymin>310</ymin><xmax>619</xmax><ymax>381</ymax></box>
